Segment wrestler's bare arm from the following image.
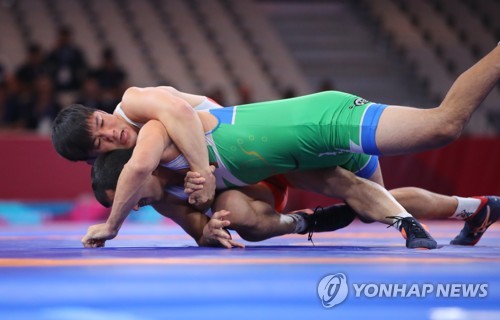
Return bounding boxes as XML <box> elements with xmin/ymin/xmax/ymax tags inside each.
<box><xmin>152</xmin><ymin>195</ymin><xmax>243</xmax><ymax>248</ymax></box>
<box><xmin>121</xmin><ymin>87</ymin><xmax>216</xmax><ymax>210</ymax></box>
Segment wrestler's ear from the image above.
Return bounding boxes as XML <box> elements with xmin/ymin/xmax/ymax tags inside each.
<box><xmin>104</xmin><ymin>189</ymin><xmax>116</xmax><ymax>208</ymax></box>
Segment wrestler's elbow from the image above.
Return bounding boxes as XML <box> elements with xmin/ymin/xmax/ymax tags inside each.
<box><xmin>433</xmin><ymin>120</ymin><xmax>465</xmax><ymax>146</ymax></box>
<box><xmin>157</xmin><ymin>86</ymin><xmax>179</xmax><ymax>94</ymax></box>
<box><xmin>123</xmin><ymin>86</ymin><xmax>142</xmax><ymax>98</ymax></box>
<box><xmin>161</xmin><ymin>99</ymin><xmax>197</xmax><ymax>125</ymax></box>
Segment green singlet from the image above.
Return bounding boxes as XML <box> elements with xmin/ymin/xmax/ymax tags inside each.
<box><xmin>205</xmin><ymin>91</ymin><xmax>387</xmax><ymax>188</ymax></box>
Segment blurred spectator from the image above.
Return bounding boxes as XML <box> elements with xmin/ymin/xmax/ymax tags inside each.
<box><xmin>2</xmin><ymin>76</ymin><xmax>35</xmax><ymax>129</ymax></box>
<box><xmin>30</xmin><ymin>75</ymin><xmax>61</xmax><ymax>134</ymax></box>
<box><xmin>46</xmin><ymin>26</ymin><xmax>88</xmax><ymax>92</ymax></box>
<box><xmin>206</xmin><ymin>87</ymin><xmax>226</xmax><ymax>106</ymax></box>
<box><xmin>0</xmin><ymin>82</ymin><xmax>7</xmax><ymax>127</ymax></box>
<box><xmin>1</xmin><ymin>73</ymin><xmax>60</xmax><ymax>133</ymax></box>
<box><xmin>15</xmin><ymin>43</ymin><xmax>49</xmax><ymax>91</ymax></box>
<box><xmin>236</xmin><ymin>81</ymin><xmax>252</xmax><ymax>104</ymax></box>
<box><xmin>0</xmin><ymin>61</ymin><xmax>6</xmax><ymax>125</ymax></box>
<box><xmin>281</xmin><ymin>87</ymin><xmax>297</xmax><ymax>99</ymax></box>
<box><xmin>0</xmin><ymin>61</ymin><xmax>6</xmax><ymax>86</ymax></box>
<box><xmin>75</xmin><ymin>75</ymin><xmax>104</xmax><ymax>111</ymax></box>
<box><xmin>93</xmin><ymin>47</ymin><xmax>127</xmax><ymax>112</ymax></box>
<box><xmin>318</xmin><ymin>78</ymin><xmax>336</xmax><ymax>91</ymax></box>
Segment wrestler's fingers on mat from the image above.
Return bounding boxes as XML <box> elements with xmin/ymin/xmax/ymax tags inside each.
<box><xmin>82</xmin><ymin>238</ymin><xmax>104</xmax><ymax>248</ymax></box>
<box><xmin>229</xmin><ymin>239</ymin><xmax>245</xmax><ymax>248</ymax></box>
<box><xmin>219</xmin><ymin>238</ymin><xmax>245</xmax><ymax>249</ymax></box>
<box><xmin>94</xmin><ymin>240</ymin><xmax>106</xmax><ymax>248</ymax></box>
<box><xmin>214</xmin><ymin>228</ymin><xmax>231</xmax><ymax>240</ymax></box>
<box><xmin>219</xmin><ymin>239</ymin><xmax>235</xmax><ymax>249</ymax></box>
<box><xmin>82</xmin><ymin>241</ymin><xmax>94</xmax><ymax>248</ymax></box>
<box><xmin>81</xmin><ymin>235</ymin><xmax>90</xmax><ymax>246</ymax></box>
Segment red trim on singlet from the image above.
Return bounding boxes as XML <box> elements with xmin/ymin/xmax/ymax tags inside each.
<box><xmin>207</xmin><ymin>97</ymin><xmax>222</xmax><ymax>106</ymax></box>
<box><xmin>258</xmin><ymin>175</ymin><xmax>290</xmax><ymax>212</ymax></box>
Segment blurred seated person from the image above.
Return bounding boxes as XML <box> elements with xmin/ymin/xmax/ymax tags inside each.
<box><xmin>75</xmin><ymin>75</ymin><xmax>105</xmax><ymax>111</ymax></box>
<box><xmin>15</xmin><ymin>43</ymin><xmax>49</xmax><ymax>91</ymax></box>
<box><xmin>46</xmin><ymin>26</ymin><xmax>88</xmax><ymax>92</ymax></box>
<box><xmin>94</xmin><ymin>47</ymin><xmax>127</xmax><ymax>111</ymax></box>
<box><xmin>30</xmin><ymin>74</ymin><xmax>61</xmax><ymax>133</ymax></box>
<box><xmin>1</xmin><ymin>76</ymin><xmax>35</xmax><ymax>130</ymax></box>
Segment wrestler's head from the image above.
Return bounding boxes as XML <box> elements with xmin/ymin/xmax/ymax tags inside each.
<box><xmin>52</xmin><ymin>104</ymin><xmax>138</xmax><ymax>161</ymax></box>
<box><xmin>91</xmin><ymin>149</ymin><xmax>163</xmax><ymax>210</ymax></box>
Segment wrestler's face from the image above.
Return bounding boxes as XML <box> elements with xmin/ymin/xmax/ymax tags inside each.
<box><xmin>105</xmin><ymin>175</ymin><xmax>164</xmax><ymax>211</ymax></box>
<box><xmin>87</xmin><ymin>111</ymin><xmax>138</xmax><ymax>156</ymax></box>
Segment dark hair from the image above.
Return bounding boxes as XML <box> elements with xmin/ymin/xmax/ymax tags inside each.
<box><xmin>51</xmin><ymin>104</ymin><xmax>96</xmax><ymax>161</ymax></box>
<box><xmin>91</xmin><ymin>149</ymin><xmax>133</xmax><ymax>207</ymax></box>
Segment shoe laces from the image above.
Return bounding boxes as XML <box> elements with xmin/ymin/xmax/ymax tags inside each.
<box><xmin>307</xmin><ymin>206</ymin><xmax>323</xmax><ymax>246</ymax></box>
<box><xmin>386</xmin><ymin>216</ymin><xmax>401</xmax><ymax>229</ymax></box>
<box><xmin>386</xmin><ymin>216</ymin><xmax>427</xmax><ymax>238</ymax></box>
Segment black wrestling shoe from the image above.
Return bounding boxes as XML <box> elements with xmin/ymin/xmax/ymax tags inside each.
<box><xmin>450</xmin><ymin>196</ymin><xmax>500</xmax><ymax>246</ymax></box>
<box><xmin>298</xmin><ymin>204</ymin><xmax>357</xmax><ymax>242</ymax></box>
<box><xmin>388</xmin><ymin>216</ymin><xmax>438</xmax><ymax>249</ymax></box>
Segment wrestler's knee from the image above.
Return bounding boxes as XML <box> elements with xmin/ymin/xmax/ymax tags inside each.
<box><xmin>436</xmin><ymin>120</ymin><xmax>464</xmax><ymax>145</ymax></box>
<box><xmin>214</xmin><ymin>189</ymin><xmax>245</xmax><ymax>212</ymax></box>
<box><xmin>430</xmin><ymin>109</ymin><xmax>467</xmax><ymax>145</ymax></box>
<box><xmin>214</xmin><ymin>189</ymin><xmax>259</xmax><ymax>228</ymax></box>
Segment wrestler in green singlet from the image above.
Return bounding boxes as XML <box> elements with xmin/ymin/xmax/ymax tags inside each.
<box><xmin>205</xmin><ymin>91</ymin><xmax>388</xmax><ymax>187</ymax></box>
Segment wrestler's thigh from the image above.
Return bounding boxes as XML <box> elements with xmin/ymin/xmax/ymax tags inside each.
<box><xmin>376</xmin><ymin>106</ymin><xmax>445</xmax><ymax>155</ymax></box>
<box><xmin>284</xmin><ymin>167</ymin><xmax>356</xmax><ymax>198</ymax></box>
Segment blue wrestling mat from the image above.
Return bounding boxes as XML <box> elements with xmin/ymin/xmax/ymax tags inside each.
<box><xmin>0</xmin><ymin>220</ymin><xmax>499</xmax><ymax>320</ymax></box>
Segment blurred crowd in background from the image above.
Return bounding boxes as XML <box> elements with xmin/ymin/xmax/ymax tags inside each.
<box><xmin>0</xmin><ymin>24</ymin><xmax>337</xmax><ymax>135</ymax></box>
<box><xmin>0</xmin><ymin>26</ymin><xmax>127</xmax><ymax>134</ymax></box>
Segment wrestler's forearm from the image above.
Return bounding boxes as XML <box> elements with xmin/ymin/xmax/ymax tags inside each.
<box><xmin>106</xmin><ymin>121</ymin><xmax>167</xmax><ymax>233</ymax></box>
<box><xmin>152</xmin><ymin>201</ymin><xmax>222</xmax><ymax>247</ymax></box>
<box><xmin>105</xmin><ymin>164</ymin><xmax>150</xmax><ymax>233</ymax></box>
<box><xmin>124</xmin><ymin>87</ymin><xmax>215</xmax><ymax>199</ymax></box>
<box><xmin>125</xmin><ymin>87</ymin><xmax>212</xmax><ymax>176</ymax></box>
<box><xmin>159</xmin><ymin>102</ymin><xmax>212</xmax><ymax>176</ymax></box>
<box><xmin>158</xmin><ymin>101</ymin><xmax>216</xmax><ymax>210</ymax></box>
<box><xmin>440</xmin><ymin>45</ymin><xmax>500</xmax><ymax>115</ymax></box>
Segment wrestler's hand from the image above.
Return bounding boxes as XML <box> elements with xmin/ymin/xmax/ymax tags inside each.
<box><xmin>81</xmin><ymin>223</ymin><xmax>117</xmax><ymax>248</ymax></box>
<box><xmin>184</xmin><ymin>171</ymin><xmax>206</xmax><ymax>193</ymax></box>
<box><xmin>201</xmin><ymin>210</ymin><xmax>245</xmax><ymax>249</ymax></box>
<box><xmin>185</xmin><ymin>166</ymin><xmax>216</xmax><ymax>211</ymax></box>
